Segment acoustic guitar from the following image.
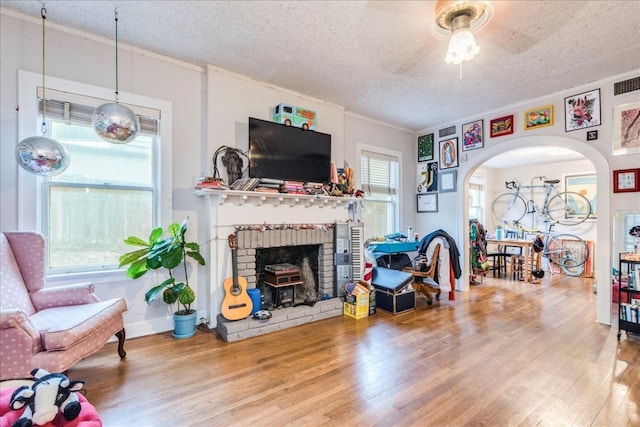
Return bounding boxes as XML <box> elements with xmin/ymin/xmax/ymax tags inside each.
<box><xmin>221</xmin><ymin>234</ymin><xmax>253</xmax><ymax>320</ymax></box>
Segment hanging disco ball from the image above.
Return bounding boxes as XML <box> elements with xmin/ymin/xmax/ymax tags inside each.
<box><xmin>92</xmin><ymin>102</ymin><xmax>140</xmax><ymax>144</ymax></box>
<box><xmin>15</xmin><ymin>136</ymin><xmax>70</xmax><ymax>176</ymax></box>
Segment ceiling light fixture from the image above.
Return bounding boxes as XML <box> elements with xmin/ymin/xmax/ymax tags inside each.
<box><xmin>92</xmin><ymin>8</ymin><xmax>140</xmax><ymax>144</ymax></box>
<box><xmin>436</xmin><ymin>1</ymin><xmax>488</xmax><ymax>65</ymax></box>
<box><xmin>15</xmin><ymin>5</ymin><xmax>70</xmax><ymax>176</ymax></box>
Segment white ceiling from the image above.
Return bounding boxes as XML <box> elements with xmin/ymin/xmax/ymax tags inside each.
<box><xmin>2</xmin><ymin>0</ymin><xmax>639</xmax><ymax>134</ymax></box>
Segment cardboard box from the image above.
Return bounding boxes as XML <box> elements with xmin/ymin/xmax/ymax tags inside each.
<box><xmin>343</xmin><ymin>281</ymin><xmax>371</xmax><ymax>319</ymax></box>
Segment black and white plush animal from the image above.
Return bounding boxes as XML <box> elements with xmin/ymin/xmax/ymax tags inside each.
<box><xmin>9</xmin><ymin>368</ymin><xmax>84</xmax><ymax>427</ymax></box>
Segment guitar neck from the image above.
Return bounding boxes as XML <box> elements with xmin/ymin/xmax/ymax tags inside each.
<box><xmin>232</xmin><ymin>247</ymin><xmax>239</xmax><ymax>291</ymax></box>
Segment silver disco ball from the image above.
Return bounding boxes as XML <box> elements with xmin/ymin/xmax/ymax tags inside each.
<box><xmin>92</xmin><ymin>102</ymin><xmax>140</xmax><ymax>144</ymax></box>
<box><xmin>15</xmin><ymin>136</ymin><xmax>70</xmax><ymax>176</ymax></box>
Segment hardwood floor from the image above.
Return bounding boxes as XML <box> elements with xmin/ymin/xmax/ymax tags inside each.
<box><xmin>71</xmin><ymin>274</ymin><xmax>639</xmax><ymax>426</ymax></box>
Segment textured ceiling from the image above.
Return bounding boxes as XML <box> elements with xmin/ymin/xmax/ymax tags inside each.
<box><xmin>1</xmin><ymin>0</ymin><xmax>639</xmax><ymax>133</ymax></box>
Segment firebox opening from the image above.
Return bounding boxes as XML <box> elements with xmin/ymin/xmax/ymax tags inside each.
<box><xmin>256</xmin><ymin>245</ymin><xmax>320</xmax><ymax>309</ymax></box>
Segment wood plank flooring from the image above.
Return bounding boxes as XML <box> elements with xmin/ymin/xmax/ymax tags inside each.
<box><xmin>70</xmin><ymin>274</ymin><xmax>639</xmax><ymax>426</ymax></box>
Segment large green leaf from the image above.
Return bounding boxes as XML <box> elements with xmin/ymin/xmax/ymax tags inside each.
<box><xmin>167</xmin><ymin>223</ymin><xmax>180</xmax><ymax>238</ymax></box>
<box><xmin>162</xmin><ymin>287</ymin><xmax>178</xmax><ymax>305</ymax></box>
<box><xmin>178</xmin><ymin>286</ymin><xmax>195</xmax><ymax>306</ymax></box>
<box><xmin>186</xmin><ymin>251</ymin><xmax>206</xmax><ymax>266</ymax></box>
<box><xmin>144</xmin><ymin>278</ymin><xmax>175</xmax><ymax>304</ymax></box>
<box><xmin>118</xmin><ymin>248</ymin><xmax>150</xmax><ymax>268</ymax></box>
<box><xmin>148</xmin><ymin>227</ymin><xmax>163</xmax><ymax>246</ymax></box>
<box><xmin>126</xmin><ymin>258</ymin><xmax>149</xmax><ymax>279</ymax></box>
<box><xmin>123</xmin><ymin>236</ymin><xmax>149</xmax><ymax>247</ymax></box>
<box><xmin>160</xmin><ymin>246</ymin><xmax>183</xmax><ymax>270</ymax></box>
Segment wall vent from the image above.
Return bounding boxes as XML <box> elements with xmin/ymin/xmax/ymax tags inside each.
<box><xmin>439</xmin><ymin>125</ymin><xmax>456</xmax><ymax>138</ymax></box>
<box><xmin>614</xmin><ymin>76</ymin><xmax>640</xmax><ymax>95</ymax></box>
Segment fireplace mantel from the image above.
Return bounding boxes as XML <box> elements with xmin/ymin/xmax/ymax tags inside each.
<box><xmin>196</xmin><ymin>189</ymin><xmax>358</xmax><ymax>336</ymax></box>
<box><xmin>194</xmin><ymin>188</ymin><xmax>356</xmax><ymax>208</ymax></box>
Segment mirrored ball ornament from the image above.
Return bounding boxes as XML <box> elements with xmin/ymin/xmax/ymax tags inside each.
<box><xmin>15</xmin><ymin>136</ymin><xmax>70</xmax><ymax>176</ymax></box>
<box><xmin>92</xmin><ymin>102</ymin><xmax>140</xmax><ymax>144</ymax></box>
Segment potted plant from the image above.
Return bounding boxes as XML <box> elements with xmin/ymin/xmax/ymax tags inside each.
<box><xmin>118</xmin><ymin>218</ymin><xmax>206</xmax><ymax>339</ymax></box>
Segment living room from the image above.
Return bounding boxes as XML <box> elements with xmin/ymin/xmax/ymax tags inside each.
<box><xmin>1</xmin><ymin>1</ymin><xmax>639</xmax><ymax>425</ymax></box>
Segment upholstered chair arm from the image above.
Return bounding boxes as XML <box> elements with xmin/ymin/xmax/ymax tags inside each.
<box><xmin>1</xmin><ymin>309</ymin><xmax>42</xmax><ymax>354</ymax></box>
<box><xmin>30</xmin><ymin>282</ymin><xmax>100</xmax><ymax>311</ymax></box>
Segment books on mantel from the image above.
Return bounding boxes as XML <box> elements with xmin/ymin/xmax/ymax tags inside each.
<box><xmin>281</xmin><ymin>180</ymin><xmax>305</xmax><ymax>194</ymax></box>
<box><xmin>304</xmin><ymin>182</ymin><xmax>324</xmax><ymax>195</ymax></box>
<box><xmin>195</xmin><ymin>176</ymin><xmax>228</xmax><ymax>190</ymax></box>
<box><xmin>230</xmin><ymin>177</ymin><xmax>260</xmax><ymax>191</ymax></box>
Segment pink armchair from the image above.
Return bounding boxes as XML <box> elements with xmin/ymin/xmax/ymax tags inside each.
<box><xmin>0</xmin><ymin>231</ymin><xmax>127</xmax><ymax>380</ymax></box>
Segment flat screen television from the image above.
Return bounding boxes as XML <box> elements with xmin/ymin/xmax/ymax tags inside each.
<box><xmin>248</xmin><ymin>117</ymin><xmax>332</xmax><ymax>183</ymax></box>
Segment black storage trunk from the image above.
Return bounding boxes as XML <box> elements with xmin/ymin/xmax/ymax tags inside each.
<box><xmin>371</xmin><ymin>267</ymin><xmax>415</xmax><ymax>315</ymax></box>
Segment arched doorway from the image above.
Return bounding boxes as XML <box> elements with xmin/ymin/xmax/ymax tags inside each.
<box><xmin>456</xmin><ymin>136</ymin><xmax>611</xmax><ymax>325</ymax></box>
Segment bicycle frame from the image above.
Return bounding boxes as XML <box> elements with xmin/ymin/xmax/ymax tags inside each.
<box><xmin>505</xmin><ymin>180</ymin><xmax>559</xmax><ymax>218</ymax></box>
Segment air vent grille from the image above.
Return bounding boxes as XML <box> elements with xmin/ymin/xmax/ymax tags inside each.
<box><xmin>614</xmin><ymin>77</ymin><xmax>640</xmax><ymax>95</ymax></box>
<box><xmin>439</xmin><ymin>125</ymin><xmax>456</xmax><ymax>138</ymax></box>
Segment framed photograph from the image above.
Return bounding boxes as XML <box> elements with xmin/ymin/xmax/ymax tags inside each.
<box><xmin>439</xmin><ymin>137</ymin><xmax>459</xmax><ymax>169</ymax></box>
<box><xmin>462</xmin><ymin>119</ymin><xmax>483</xmax><ymax>151</ymax></box>
<box><xmin>613</xmin><ymin>168</ymin><xmax>640</xmax><ymax>193</ymax></box>
<box><xmin>564</xmin><ymin>88</ymin><xmax>601</xmax><ymax>132</ymax></box>
<box><xmin>439</xmin><ymin>170</ymin><xmax>457</xmax><ymax>193</ymax></box>
<box><xmin>524</xmin><ymin>105</ymin><xmax>553</xmax><ymax>130</ymax></box>
<box><xmin>417</xmin><ymin>161</ymin><xmax>438</xmax><ymax>193</ymax></box>
<box><xmin>417</xmin><ymin>193</ymin><xmax>438</xmax><ymax>213</ymax></box>
<box><xmin>418</xmin><ymin>133</ymin><xmax>434</xmax><ymax>162</ymax></box>
<box><xmin>490</xmin><ymin>115</ymin><xmax>514</xmax><ymax>138</ymax></box>
<box><xmin>565</xmin><ymin>173</ymin><xmax>597</xmax><ymax>218</ymax></box>
<box><xmin>612</xmin><ymin>101</ymin><xmax>640</xmax><ymax>156</ymax></box>
<box><xmin>587</xmin><ymin>130</ymin><xmax>598</xmax><ymax>141</ymax></box>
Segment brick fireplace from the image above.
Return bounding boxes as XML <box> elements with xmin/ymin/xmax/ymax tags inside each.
<box><xmin>216</xmin><ymin>224</ymin><xmax>345</xmax><ymax>342</ymax></box>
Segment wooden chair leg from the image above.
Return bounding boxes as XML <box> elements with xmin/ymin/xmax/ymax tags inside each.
<box><xmin>115</xmin><ymin>328</ymin><xmax>127</xmax><ymax>359</ymax></box>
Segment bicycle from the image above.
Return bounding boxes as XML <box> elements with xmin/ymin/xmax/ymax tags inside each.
<box><xmin>491</xmin><ymin>178</ymin><xmax>592</xmax><ymax>276</ymax></box>
<box><xmin>492</xmin><ymin>179</ymin><xmax>592</xmax><ymax>227</ymax></box>
<box><xmin>531</xmin><ymin>223</ymin><xmax>590</xmax><ymax>276</ymax></box>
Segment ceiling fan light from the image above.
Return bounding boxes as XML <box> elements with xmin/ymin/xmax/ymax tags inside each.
<box><xmin>445</xmin><ymin>28</ymin><xmax>480</xmax><ymax>65</ymax></box>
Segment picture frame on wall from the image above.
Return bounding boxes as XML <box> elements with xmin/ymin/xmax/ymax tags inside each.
<box><xmin>565</xmin><ymin>173</ymin><xmax>597</xmax><ymax>218</ymax></box>
<box><xmin>417</xmin><ymin>133</ymin><xmax>434</xmax><ymax>162</ymax></box>
<box><xmin>439</xmin><ymin>170</ymin><xmax>457</xmax><ymax>193</ymax></box>
<box><xmin>524</xmin><ymin>105</ymin><xmax>553</xmax><ymax>130</ymax></box>
<box><xmin>417</xmin><ymin>161</ymin><xmax>438</xmax><ymax>193</ymax></box>
<box><xmin>439</xmin><ymin>137</ymin><xmax>459</xmax><ymax>169</ymax></box>
<box><xmin>613</xmin><ymin>168</ymin><xmax>640</xmax><ymax>193</ymax></box>
<box><xmin>417</xmin><ymin>193</ymin><xmax>438</xmax><ymax>213</ymax></box>
<box><xmin>490</xmin><ymin>115</ymin><xmax>514</xmax><ymax>138</ymax></box>
<box><xmin>461</xmin><ymin>119</ymin><xmax>483</xmax><ymax>151</ymax></box>
<box><xmin>564</xmin><ymin>88</ymin><xmax>601</xmax><ymax>132</ymax></box>
<box><xmin>612</xmin><ymin>101</ymin><xmax>640</xmax><ymax>156</ymax></box>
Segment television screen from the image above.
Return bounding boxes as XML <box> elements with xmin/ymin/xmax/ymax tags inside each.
<box><xmin>248</xmin><ymin>117</ymin><xmax>331</xmax><ymax>183</ymax></box>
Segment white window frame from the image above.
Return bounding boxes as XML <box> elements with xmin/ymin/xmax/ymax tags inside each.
<box><xmin>356</xmin><ymin>143</ymin><xmax>402</xmax><ymax>236</ymax></box>
<box><xmin>469</xmin><ymin>171</ymin><xmax>487</xmax><ymax>225</ymax></box>
<box><xmin>17</xmin><ymin>70</ymin><xmax>173</xmax><ymax>278</ymax></box>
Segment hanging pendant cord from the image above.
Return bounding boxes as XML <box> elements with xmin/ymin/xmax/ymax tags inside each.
<box><xmin>114</xmin><ymin>8</ymin><xmax>119</xmax><ymax>102</ymax></box>
<box><xmin>41</xmin><ymin>5</ymin><xmax>48</xmax><ymax>133</ymax></box>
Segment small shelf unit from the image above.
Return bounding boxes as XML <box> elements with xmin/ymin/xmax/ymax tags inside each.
<box><xmin>617</xmin><ymin>252</ymin><xmax>640</xmax><ymax>341</ymax></box>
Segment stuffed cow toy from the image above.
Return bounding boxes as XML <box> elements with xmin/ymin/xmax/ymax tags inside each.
<box><xmin>9</xmin><ymin>369</ymin><xmax>84</xmax><ymax>427</ymax></box>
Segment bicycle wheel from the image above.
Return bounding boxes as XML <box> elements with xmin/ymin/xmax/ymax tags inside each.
<box><xmin>546</xmin><ymin>191</ymin><xmax>591</xmax><ymax>226</ymax></box>
<box><xmin>491</xmin><ymin>193</ymin><xmax>527</xmax><ymax>225</ymax></box>
<box><xmin>546</xmin><ymin>233</ymin><xmax>589</xmax><ymax>267</ymax></box>
<box><xmin>558</xmin><ymin>257</ymin><xmax>585</xmax><ymax>276</ymax></box>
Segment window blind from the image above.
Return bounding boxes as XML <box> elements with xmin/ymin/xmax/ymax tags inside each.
<box><xmin>37</xmin><ymin>87</ymin><xmax>159</xmax><ymax>135</ymax></box>
<box><xmin>360</xmin><ymin>150</ymin><xmax>398</xmax><ymax>195</ymax></box>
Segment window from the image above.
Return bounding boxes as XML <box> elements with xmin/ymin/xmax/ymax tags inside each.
<box><xmin>359</xmin><ymin>148</ymin><xmax>399</xmax><ymax>239</ymax></box>
<box><xmin>469</xmin><ymin>173</ymin><xmax>485</xmax><ymax>224</ymax></box>
<box><xmin>18</xmin><ymin>71</ymin><xmax>172</xmax><ymax>274</ymax></box>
